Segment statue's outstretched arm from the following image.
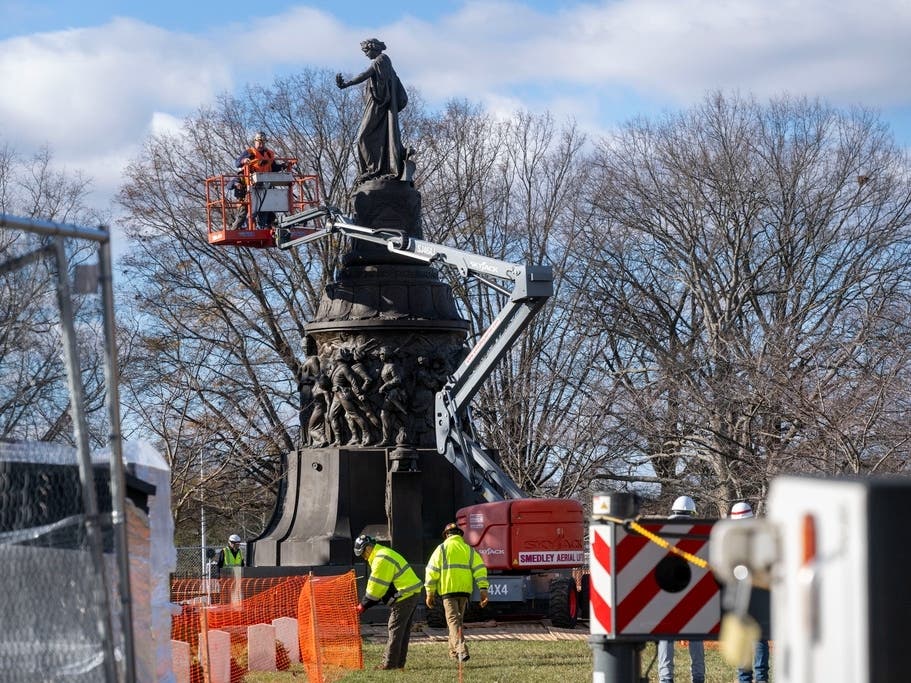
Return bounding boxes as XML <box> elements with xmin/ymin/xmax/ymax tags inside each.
<box><xmin>336</xmin><ymin>65</ymin><xmax>373</xmax><ymax>89</ymax></box>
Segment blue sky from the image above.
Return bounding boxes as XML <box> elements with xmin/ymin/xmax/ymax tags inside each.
<box><xmin>1</xmin><ymin>0</ymin><xmax>910</xmax><ymax>219</ymax></box>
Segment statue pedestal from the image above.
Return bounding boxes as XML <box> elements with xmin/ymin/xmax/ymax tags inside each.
<box><xmin>250</xmin><ymin>178</ymin><xmax>481</xmax><ymax>567</ymax></box>
<box><xmin>388</xmin><ymin>467</ymin><xmax>422</xmax><ymax>563</ymax></box>
<box><xmin>343</xmin><ymin>178</ymin><xmax>423</xmax><ymax>266</ymax></box>
<box><xmin>249</xmin><ymin>447</ymin><xmax>477</xmax><ymax>566</ymax></box>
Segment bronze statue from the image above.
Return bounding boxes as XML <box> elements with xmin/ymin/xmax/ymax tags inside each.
<box><xmin>336</xmin><ymin>38</ymin><xmax>408</xmax><ymax>183</ymax></box>
<box><xmin>299</xmin><ymin>352</ymin><xmax>321</xmax><ymax>446</ymax></box>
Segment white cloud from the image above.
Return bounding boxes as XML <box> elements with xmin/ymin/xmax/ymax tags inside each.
<box><xmin>390</xmin><ymin>0</ymin><xmax>911</xmax><ymax>110</ymax></box>
<box><xmin>480</xmin><ymin>93</ymin><xmax>530</xmax><ymax>123</ymax></box>
<box><xmin>0</xmin><ymin>18</ymin><xmax>232</xmax><ymax>155</ymax></box>
<box><xmin>0</xmin><ymin>0</ymin><xmax>909</xmax><ymax>224</ymax></box>
<box><xmin>148</xmin><ymin>111</ymin><xmax>185</xmax><ymax>138</ymax></box>
<box><xmin>219</xmin><ymin>6</ymin><xmax>354</xmax><ymax>69</ymax></box>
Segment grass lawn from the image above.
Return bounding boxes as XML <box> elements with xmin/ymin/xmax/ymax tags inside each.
<box><xmin>244</xmin><ymin>639</ymin><xmax>765</xmax><ymax>682</ymax></box>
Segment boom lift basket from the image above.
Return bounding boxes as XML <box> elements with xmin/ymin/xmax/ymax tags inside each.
<box><xmin>205</xmin><ymin>160</ymin><xmax>321</xmax><ymax>248</ymax></box>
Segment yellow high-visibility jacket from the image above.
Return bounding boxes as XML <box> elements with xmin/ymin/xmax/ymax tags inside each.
<box><xmin>364</xmin><ymin>544</ymin><xmax>422</xmax><ymax>605</ymax></box>
<box><xmin>219</xmin><ymin>546</ymin><xmax>244</xmax><ymax>567</ymax></box>
<box><xmin>424</xmin><ymin>535</ymin><xmax>489</xmax><ymax>598</ymax></box>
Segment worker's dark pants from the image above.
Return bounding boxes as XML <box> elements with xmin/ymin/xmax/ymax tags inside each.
<box><xmin>385</xmin><ymin>593</ymin><xmax>420</xmax><ymax>668</ymax></box>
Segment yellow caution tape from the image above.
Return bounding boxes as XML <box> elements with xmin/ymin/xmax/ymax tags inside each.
<box><xmin>627</xmin><ymin>520</ymin><xmax>709</xmax><ymax>569</ymax></box>
<box><xmin>596</xmin><ymin>514</ymin><xmax>710</xmax><ymax>570</ymax></box>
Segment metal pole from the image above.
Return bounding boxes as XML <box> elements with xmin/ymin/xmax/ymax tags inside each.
<box><xmin>99</xmin><ymin>236</ymin><xmax>136</xmax><ymax>681</ymax></box>
<box><xmin>199</xmin><ymin>601</ymin><xmax>211</xmax><ymax>683</ymax></box>
<box><xmin>308</xmin><ymin>572</ymin><xmax>324</xmax><ymax>679</ymax></box>
<box><xmin>1</xmin><ymin>213</ymin><xmax>109</xmax><ymax>242</ymax></box>
<box><xmin>53</xmin><ymin>238</ymin><xmax>119</xmax><ymax>683</ymax></box>
<box><xmin>590</xmin><ymin>492</ymin><xmax>643</xmax><ymax>683</ymax></box>
<box><xmin>201</xmin><ymin>456</ymin><xmax>208</xmax><ymax>580</ymax></box>
<box><xmin>590</xmin><ymin>636</ymin><xmax>642</xmax><ymax>682</ymax></box>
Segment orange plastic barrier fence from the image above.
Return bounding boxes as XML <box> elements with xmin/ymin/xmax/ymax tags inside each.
<box><xmin>170</xmin><ymin>572</ymin><xmax>362</xmax><ymax>682</ymax></box>
<box><xmin>298</xmin><ymin>572</ymin><xmax>364</xmax><ymax>682</ymax></box>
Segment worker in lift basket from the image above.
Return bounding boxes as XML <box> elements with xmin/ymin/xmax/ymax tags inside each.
<box><xmin>353</xmin><ymin>534</ymin><xmax>423</xmax><ymax>670</ymax></box>
<box><xmin>424</xmin><ymin>522</ymin><xmax>489</xmax><ymax>664</ymax></box>
<box><xmin>231</xmin><ymin>131</ymin><xmax>286</xmax><ymax>229</ymax></box>
<box><xmin>730</xmin><ymin>501</ymin><xmax>770</xmax><ymax>683</ymax></box>
<box><xmin>657</xmin><ymin>496</ymin><xmax>705</xmax><ymax>683</ymax></box>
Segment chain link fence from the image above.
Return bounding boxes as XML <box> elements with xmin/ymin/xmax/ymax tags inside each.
<box><xmin>1</xmin><ymin>214</ymin><xmax>137</xmax><ymax>681</ymax></box>
<box><xmin>0</xmin><ymin>441</ymin><xmax>122</xmax><ymax>682</ymax></box>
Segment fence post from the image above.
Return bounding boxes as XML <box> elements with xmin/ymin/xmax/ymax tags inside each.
<box><xmin>199</xmin><ymin>601</ymin><xmax>211</xmax><ymax>683</ymax></box>
<box><xmin>308</xmin><ymin>572</ymin><xmax>324</xmax><ymax>681</ymax></box>
<box><xmin>589</xmin><ymin>492</ymin><xmax>643</xmax><ymax>683</ymax></box>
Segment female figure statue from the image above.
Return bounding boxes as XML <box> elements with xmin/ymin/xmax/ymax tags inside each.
<box><xmin>336</xmin><ymin>38</ymin><xmax>408</xmax><ymax>182</ymax></box>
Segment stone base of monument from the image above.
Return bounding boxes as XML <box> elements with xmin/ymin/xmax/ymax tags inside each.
<box><xmin>248</xmin><ymin>447</ymin><xmax>477</xmax><ymax>567</ymax></box>
<box><xmin>250</xmin><ymin>171</ymin><xmax>479</xmax><ymax>572</ymax></box>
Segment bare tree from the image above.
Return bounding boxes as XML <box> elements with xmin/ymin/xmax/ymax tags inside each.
<box><xmin>577</xmin><ymin>92</ymin><xmax>911</xmax><ymax>514</ymax></box>
<box><xmin>416</xmin><ymin>105</ymin><xmax>622</xmax><ymax>499</ymax></box>
<box><xmin>117</xmin><ymin>78</ymin><xmax>623</xmax><ymax>538</ymax></box>
<box><xmin>116</xmin><ymin>69</ymin><xmax>394</xmax><ymax>538</ymax></box>
<box><xmin>0</xmin><ymin>144</ymin><xmax>107</xmax><ymax>445</ymax></box>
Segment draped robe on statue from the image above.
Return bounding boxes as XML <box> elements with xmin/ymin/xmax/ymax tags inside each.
<box><xmin>356</xmin><ymin>53</ymin><xmax>407</xmax><ymax>180</ymax></box>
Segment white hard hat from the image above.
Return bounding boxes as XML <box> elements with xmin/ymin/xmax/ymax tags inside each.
<box><xmin>228</xmin><ymin>534</ymin><xmax>242</xmax><ymax>543</ymax></box>
<box><xmin>730</xmin><ymin>502</ymin><xmax>754</xmax><ymax>519</ymax></box>
<box><xmin>671</xmin><ymin>495</ymin><xmax>696</xmax><ymax>515</ymax></box>
<box><xmin>353</xmin><ymin>534</ymin><xmax>375</xmax><ymax>557</ymax></box>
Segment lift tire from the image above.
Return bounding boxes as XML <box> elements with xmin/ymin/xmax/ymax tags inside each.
<box><xmin>548</xmin><ymin>577</ymin><xmax>579</xmax><ymax>628</ymax></box>
<box><xmin>426</xmin><ymin>599</ymin><xmax>446</xmax><ymax>628</ymax></box>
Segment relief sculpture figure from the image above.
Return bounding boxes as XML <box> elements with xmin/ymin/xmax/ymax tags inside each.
<box><xmin>377</xmin><ymin>347</ymin><xmax>408</xmax><ymax>446</ymax></box>
<box><xmin>308</xmin><ymin>372</ymin><xmax>332</xmax><ymax>447</ymax></box>
<box><xmin>299</xmin><ymin>352</ymin><xmax>320</xmax><ymax>443</ymax></box>
<box><xmin>329</xmin><ymin>348</ymin><xmax>375</xmax><ymax>446</ymax></box>
<box><xmin>410</xmin><ymin>354</ymin><xmax>442</xmax><ymax>447</ymax></box>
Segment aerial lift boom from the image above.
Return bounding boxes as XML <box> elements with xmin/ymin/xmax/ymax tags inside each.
<box><xmin>273</xmin><ymin>206</ymin><xmax>585</xmax><ymax>627</ymax></box>
<box><xmin>277</xmin><ymin>207</ymin><xmax>553</xmax><ymax>501</ymax></box>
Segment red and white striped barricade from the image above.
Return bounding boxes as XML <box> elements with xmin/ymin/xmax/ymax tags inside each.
<box><xmin>589</xmin><ymin>516</ymin><xmax>721</xmax><ymax>640</ymax></box>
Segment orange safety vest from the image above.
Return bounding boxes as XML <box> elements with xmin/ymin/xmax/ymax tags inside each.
<box><xmin>244</xmin><ymin>147</ymin><xmax>276</xmax><ymax>173</ymax></box>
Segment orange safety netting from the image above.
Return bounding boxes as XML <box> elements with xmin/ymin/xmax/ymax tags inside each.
<box><xmin>298</xmin><ymin>572</ymin><xmax>364</xmax><ymax>682</ymax></box>
<box><xmin>170</xmin><ymin>572</ymin><xmax>362</xmax><ymax>682</ymax></box>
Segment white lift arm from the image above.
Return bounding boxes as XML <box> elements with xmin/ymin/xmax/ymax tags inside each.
<box><xmin>277</xmin><ymin>208</ymin><xmax>553</xmax><ymax>501</ymax></box>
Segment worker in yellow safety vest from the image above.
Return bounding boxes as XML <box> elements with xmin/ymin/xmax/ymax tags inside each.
<box><xmin>216</xmin><ymin>533</ymin><xmax>245</xmax><ymax>570</ymax></box>
<box><xmin>424</xmin><ymin>522</ymin><xmax>489</xmax><ymax>663</ymax></box>
<box><xmin>354</xmin><ymin>534</ymin><xmax>423</xmax><ymax>670</ymax></box>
